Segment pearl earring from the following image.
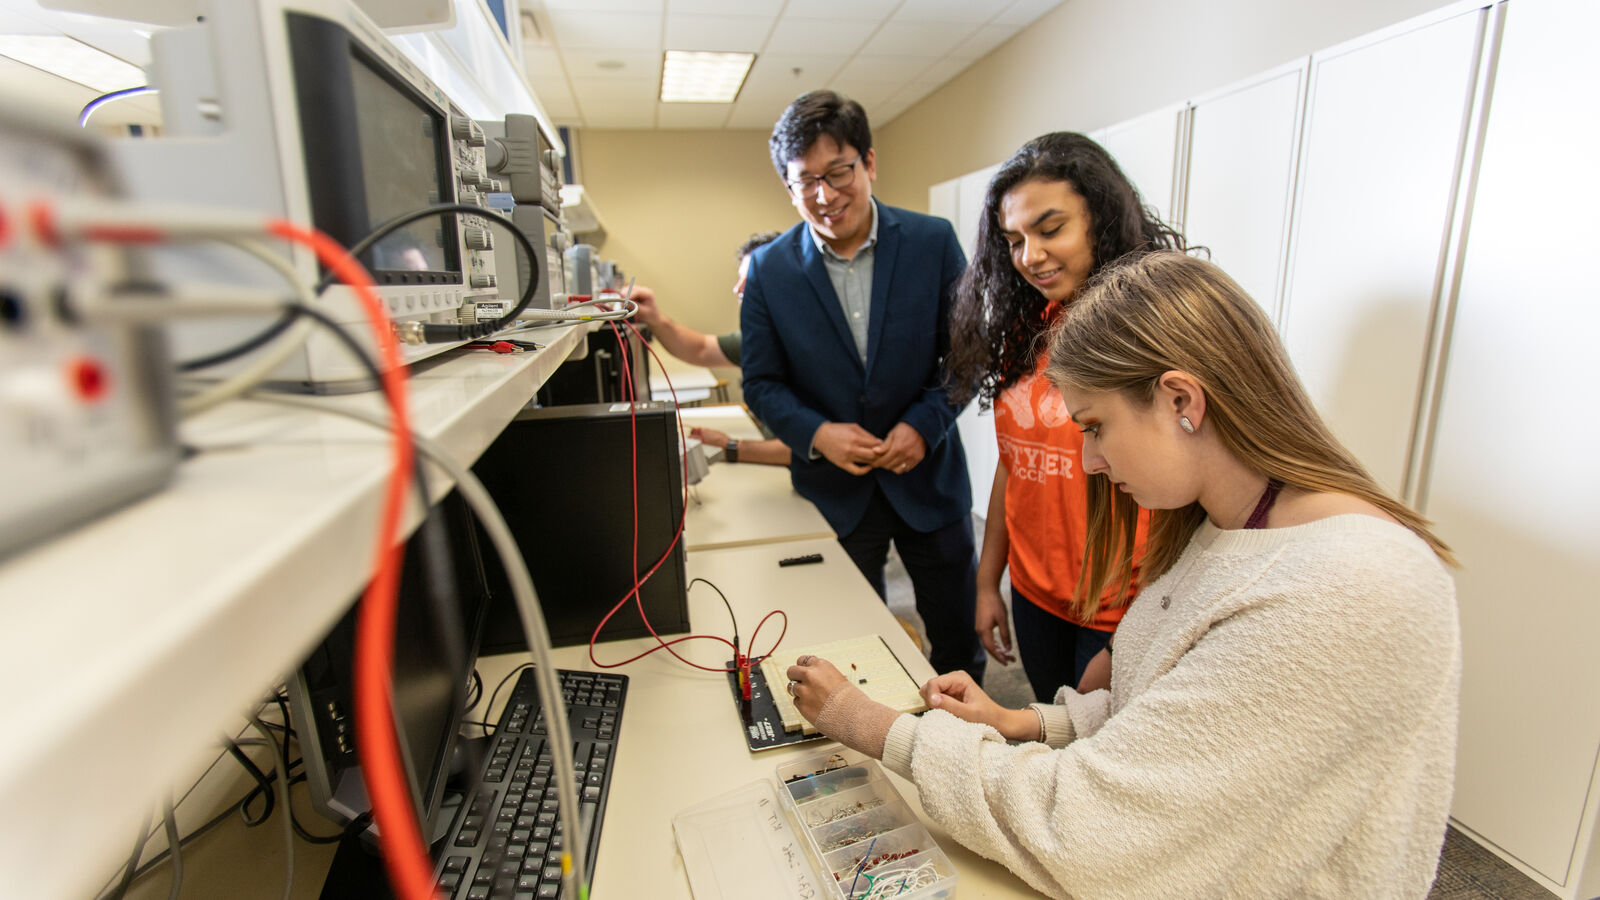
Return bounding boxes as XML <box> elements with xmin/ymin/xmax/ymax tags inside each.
<box><xmin>1179</xmin><ymin>416</ymin><xmax>1195</xmax><ymax>434</ymax></box>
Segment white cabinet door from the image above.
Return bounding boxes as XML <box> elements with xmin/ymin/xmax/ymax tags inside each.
<box><xmin>1423</xmin><ymin>0</ymin><xmax>1600</xmax><ymax>890</ymax></box>
<box><xmin>1096</xmin><ymin>105</ymin><xmax>1184</xmax><ymax>229</ymax></box>
<box><xmin>1280</xmin><ymin>8</ymin><xmax>1487</xmax><ymax>496</ymax></box>
<box><xmin>931</xmin><ymin>173</ymin><xmax>1000</xmax><ymax>518</ymax></box>
<box><xmin>928</xmin><ymin>177</ymin><xmax>959</xmax><ymax>228</ymax></box>
<box><xmin>1183</xmin><ymin>62</ymin><xmax>1308</xmax><ymax>318</ymax></box>
<box><xmin>955</xmin><ymin>163</ymin><xmax>1001</xmax><ymax>261</ymax></box>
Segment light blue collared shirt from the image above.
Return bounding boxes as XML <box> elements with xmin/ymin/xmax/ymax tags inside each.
<box><xmin>808</xmin><ymin>199</ymin><xmax>880</xmax><ymax>367</ymax></box>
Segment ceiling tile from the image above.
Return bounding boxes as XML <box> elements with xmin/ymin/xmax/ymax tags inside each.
<box><xmin>821</xmin><ymin>78</ymin><xmax>895</xmax><ymax>110</ymax></box>
<box><xmin>915</xmin><ymin>55</ymin><xmax>978</xmax><ymax>86</ymax></box>
<box><xmin>725</xmin><ymin>99</ymin><xmax>792</xmax><ymax>130</ymax></box>
<box><xmin>993</xmin><ymin>0</ymin><xmax>1065</xmax><ymax>27</ymax></box>
<box><xmin>656</xmin><ymin>102</ymin><xmax>735</xmax><ymax>128</ymax></box>
<box><xmin>883</xmin><ymin>78</ymin><xmax>944</xmax><ymax>108</ymax></box>
<box><xmin>663</xmin><ymin>14</ymin><xmax>773</xmax><ymax>52</ymax></box>
<box><xmin>771</xmin><ymin>0</ymin><xmax>901</xmax><ymax>17</ymax></box>
<box><xmin>541</xmin><ymin>0</ymin><xmax>662</xmax><ymax>10</ymax></box>
<box><xmin>831</xmin><ymin>55</ymin><xmax>936</xmax><ymax>84</ymax></box>
<box><xmin>860</xmin><ymin>20</ymin><xmax>972</xmax><ymax>57</ymax></box>
<box><xmin>570</xmin><ymin>77</ymin><xmax>659</xmax><ymax>104</ymax></box>
<box><xmin>738</xmin><ymin>53</ymin><xmax>849</xmax><ymax>102</ymax></box>
<box><xmin>548</xmin><ymin>10</ymin><xmax>662</xmax><ymax>50</ymax></box>
<box><xmin>763</xmin><ymin>17</ymin><xmax>878</xmax><ymax>56</ymax></box>
<box><xmin>561</xmin><ymin>48</ymin><xmax>662</xmax><ymax>81</ymax></box>
<box><xmin>523</xmin><ymin>47</ymin><xmax>569</xmax><ymax>82</ymax></box>
<box><xmin>542</xmin><ymin>94</ymin><xmax>581</xmax><ymax>119</ymax></box>
<box><xmin>874</xmin><ymin>98</ymin><xmax>913</xmax><ymax>125</ymax></box>
<box><xmin>890</xmin><ymin>0</ymin><xmax>998</xmax><ymax>24</ymax></box>
<box><xmin>667</xmin><ymin>0</ymin><xmax>784</xmax><ymax>14</ymax></box>
<box><xmin>578</xmin><ymin>99</ymin><xmax>660</xmax><ymax>128</ymax></box>
<box><xmin>951</xmin><ymin>23</ymin><xmax>1021</xmax><ymax>60</ymax></box>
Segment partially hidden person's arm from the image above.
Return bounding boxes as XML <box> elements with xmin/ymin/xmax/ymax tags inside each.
<box><xmin>738</xmin><ymin>262</ymin><xmax>829</xmax><ymax>457</ymax></box>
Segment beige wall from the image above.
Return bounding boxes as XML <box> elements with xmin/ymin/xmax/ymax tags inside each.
<box><xmin>574</xmin><ymin>129</ymin><xmax>800</xmax><ymax>393</ymax></box>
<box><xmin>873</xmin><ymin>0</ymin><xmax>1449</xmax><ymax>211</ymax></box>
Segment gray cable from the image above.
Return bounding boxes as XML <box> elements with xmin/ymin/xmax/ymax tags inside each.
<box><xmin>179</xmin><ymin>239</ymin><xmax>317</xmax><ymax>416</ymax></box>
<box><xmin>107</xmin><ymin>810</ymin><xmax>153</xmax><ymax>900</ymax></box>
<box><xmin>162</xmin><ymin>793</ymin><xmax>182</xmax><ymax>900</ymax></box>
<box><xmin>245</xmin><ymin>392</ymin><xmax>592</xmax><ymax>900</ymax></box>
<box><xmin>250</xmin><ymin>716</ymin><xmax>295</xmax><ymax>900</ymax></box>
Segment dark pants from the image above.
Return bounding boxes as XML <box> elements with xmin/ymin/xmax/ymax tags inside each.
<box><xmin>1011</xmin><ymin>586</ymin><xmax>1113</xmax><ymax>702</ymax></box>
<box><xmin>837</xmin><ymin>487</ymin><xmax>985</xmax><ymax>683</ymax></box>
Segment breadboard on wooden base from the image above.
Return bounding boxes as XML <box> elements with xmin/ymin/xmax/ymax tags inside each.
<box><xmin>759</xmin><ymin>634</ymin><xmax>927</xmax><ymax>734</ymax></box>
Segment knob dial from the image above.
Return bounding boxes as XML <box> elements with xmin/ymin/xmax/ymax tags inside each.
<box><xmin>463</xmin><ymin>226</ymin><xmax>493</xmax><ymax>250</ymax></box>
<box><xmin>451</xmin><ymin>115</ymin><xmax>485</xmax><ymax>146</ymax></box>
<box><xmin>471</xmin><ymin>274</ymin><xmax>498</xmax><ymax>289</ymax></box>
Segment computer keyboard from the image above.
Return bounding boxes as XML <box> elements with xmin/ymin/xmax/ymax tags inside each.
<box><xmin>435</xmin><ymin>668</ymin><xmax>627</xmax><ymax>900</ymax></box>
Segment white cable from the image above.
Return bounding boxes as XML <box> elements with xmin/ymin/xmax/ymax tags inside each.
<box><xmin>243</xmin><ymin>392</ymin><xmax>592</xmax><ymax>900</ymax></box>
<box><xmin>250</xmin><ymin>716</ymin><xmax>295</xmax><ymax>900</ymax></box>
<box><xmin>179</xmin><ymin>239</ymin><xmax>317</xmax><ymax>417</ymax></box>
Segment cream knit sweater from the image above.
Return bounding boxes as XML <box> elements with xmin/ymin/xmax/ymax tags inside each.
<box><xmin>880</xmin><ymin>515</ymin><xmax>1460</xmax><ymax>899</ymax></box>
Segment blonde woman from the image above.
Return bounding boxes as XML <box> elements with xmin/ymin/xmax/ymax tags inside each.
<box><xmin>786</xmin><ymin>251</ymin><xmax>1460</xmax><ymax>898</ymax></box>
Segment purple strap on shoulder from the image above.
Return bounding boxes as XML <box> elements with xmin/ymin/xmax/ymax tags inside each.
<box><xmin>1243</xmin><ymin>480</ymin><xmax>1283</xmax><ymax>530</ymax></box>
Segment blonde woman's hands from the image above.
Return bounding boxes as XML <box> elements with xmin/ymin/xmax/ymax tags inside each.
<box><xmin>921</xmin><ymin>671</ymin><xmax>1039</xmax><ymax>741</ymax></box>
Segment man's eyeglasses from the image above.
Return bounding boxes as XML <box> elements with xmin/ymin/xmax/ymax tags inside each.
<box><xmin>786</xmin><ymin>156</ymin><xmax>861</xmax><ymax>195</ymax></box>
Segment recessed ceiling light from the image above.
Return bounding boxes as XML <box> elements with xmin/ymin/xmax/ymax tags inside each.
<box><xmin>660</xmin><ymin>50</ymin><xmax>754</xmax><ymax>104</ymax></box>
<box><xmin>0</xmin><ymin>35</ymin><xmax>144</xmax><ymax>94</ymax></box>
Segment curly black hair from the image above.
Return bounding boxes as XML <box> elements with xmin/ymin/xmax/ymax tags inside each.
<box><xmin>946</xmin><ymin>132</ymin><xmax>1192</xmax><ymax>409</ymax></box>
<box><xmin>768</xmin><ymin>90</ymin><xmax>871</xmax><ymax>176</ymax></box>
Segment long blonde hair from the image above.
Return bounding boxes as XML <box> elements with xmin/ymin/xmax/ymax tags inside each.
<box><xmin>1046</xmin><ymin>251</ymin><xmax>1456</xmax><ymax>603</ymax></box>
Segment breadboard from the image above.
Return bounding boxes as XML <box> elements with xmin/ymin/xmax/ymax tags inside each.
<box><xmin>759</xmin><ymin>635</ymin><xmax>927</xmax><ymax>735</ymax></box>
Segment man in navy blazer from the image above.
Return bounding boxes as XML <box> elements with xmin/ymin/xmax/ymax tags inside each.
<box><xmin>741</xmin><ymin>90</ymin><xmax>984</xmax><ymax>682</ymax></box>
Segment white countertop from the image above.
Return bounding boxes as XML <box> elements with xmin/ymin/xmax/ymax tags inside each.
<box><xmin>0</xmin><ymin>322</ymin><xmax>591</xmax><ymax>900</ymax></box>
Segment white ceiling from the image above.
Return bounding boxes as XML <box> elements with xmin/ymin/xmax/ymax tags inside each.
<box><xmin>521</xmin><ymin>0</ymin><xmax>1066</xmax><ymax>130</ymax></box>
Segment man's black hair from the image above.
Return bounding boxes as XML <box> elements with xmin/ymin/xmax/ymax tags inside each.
<box><xmin>768</xmin><ymin>90</ymin><xmax>872</xmax><ymax>176</ymax></box>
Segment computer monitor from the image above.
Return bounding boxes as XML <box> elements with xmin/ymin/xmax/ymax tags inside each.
<box><xmin>286</xmin><ymin>488</ymin><xmax>491</xmax><ymax>830</ymax></box>
<box><xmin>114</xmin><ymin>0</ymin><xmax>514</xmax><ymax>389</ymax></box>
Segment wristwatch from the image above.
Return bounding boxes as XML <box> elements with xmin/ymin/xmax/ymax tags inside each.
<box><xmin>724</xmin><ymin>439</ymin><xmax>740</xmax><ymax>463</ymax></box>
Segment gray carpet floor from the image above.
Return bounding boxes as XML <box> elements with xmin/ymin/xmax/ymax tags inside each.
<box><xmin>878</xmin><ymin>517</ymin><xmax>1552</xmax><ymax>900</ymax></box>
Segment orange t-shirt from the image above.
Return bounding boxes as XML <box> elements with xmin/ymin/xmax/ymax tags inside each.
<box><xmin>993</xmin><ymin>354</ymin><xmax>1147</xmax><ymax>630</ymax></box>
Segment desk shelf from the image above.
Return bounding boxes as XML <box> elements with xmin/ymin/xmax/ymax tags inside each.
<box><xmin>0</xmin><ymin>323</ymin><xmax>589</xmax><ymax>899</ymax></box>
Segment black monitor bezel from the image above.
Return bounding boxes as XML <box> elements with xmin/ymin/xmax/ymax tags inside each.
<box><xmin>285</xmin><ymin>11</ymin><xmax>461</xmax><ymax>287</ymax></box>
<box><xmin>286</xmin><ymin>488</ymin><xmax>491</xmax><ymax>831</ymax></box>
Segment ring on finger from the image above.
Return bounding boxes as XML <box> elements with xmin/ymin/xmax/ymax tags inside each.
<box><xmin>786</xmin><ymin>680</ymin><xmax>798</xmax><ymax>696</ymax></box>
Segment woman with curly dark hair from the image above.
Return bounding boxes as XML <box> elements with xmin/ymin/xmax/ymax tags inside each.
<box><xmin>946</xmin><ymin>132</ymin><xmax>1190</xmax><ymax>702</ymax></box>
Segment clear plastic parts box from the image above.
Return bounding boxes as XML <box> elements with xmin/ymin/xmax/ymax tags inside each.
<box><xmin>674</xmin><ymin>746</ymin><xmax>957</xmax><ymax>900</ymax></box>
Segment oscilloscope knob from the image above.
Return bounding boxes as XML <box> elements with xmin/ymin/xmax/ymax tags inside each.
<box><xmin>463</xmin><ymin>226</ymin><xmax>493</xmax><ymax>250</ymax></box>
<box><xmin>451</xmin><ymin>115</ymin><xmax>486</xmax><ymax>147</ymax></box>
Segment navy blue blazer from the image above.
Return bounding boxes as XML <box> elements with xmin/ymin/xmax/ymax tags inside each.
<box><xmin>740</xmin><ymin>202</ymin><xmax>972</xmax><ymax>535</ymax></box>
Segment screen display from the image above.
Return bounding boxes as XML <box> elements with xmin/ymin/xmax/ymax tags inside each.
<box><xmin>348</xmin><ymin>55</ymin><xmax>454</xmax><ymax>275</ymax></box>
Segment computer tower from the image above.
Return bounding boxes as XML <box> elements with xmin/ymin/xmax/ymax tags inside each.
<box><xmin>536</xmin><ymin>327</ymin><xmax>651</xmax><ymax>407</ymax></box>
<box><xmin>473</xmin><ymin>400</ymin><xmax>689</xmax><ymax>652</ymax></box>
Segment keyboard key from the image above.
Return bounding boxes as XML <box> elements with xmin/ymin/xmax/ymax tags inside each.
<box><xmin>436</xmin><ymin>669</ymin><xmax>625</xmax><ymax>897</ymax></box>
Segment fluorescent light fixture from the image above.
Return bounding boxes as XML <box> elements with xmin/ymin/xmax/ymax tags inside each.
<box><xmin>0</xmin><ymin>34</ymin><xmax>144</xmax><ymax>93</ymax></box>
<box><xmin>660</xmin><ymin>50</ymin><xmax>754</xmax><ymax>103</ymax></box>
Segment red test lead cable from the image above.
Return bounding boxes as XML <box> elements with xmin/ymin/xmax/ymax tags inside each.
<box><xmin>265</xmin><ymin>219</ymin><xmax>430</xmax><ymax>900</ymax></box>
<box><xmin>39</xmin><ymin>201</ymin><xmax>433</xmax><ymax>900</ymax></box>
<box><xmin>584</xmin><ymin>320</ymin><xmax>787</xmax><ymax>673</ymax></box>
